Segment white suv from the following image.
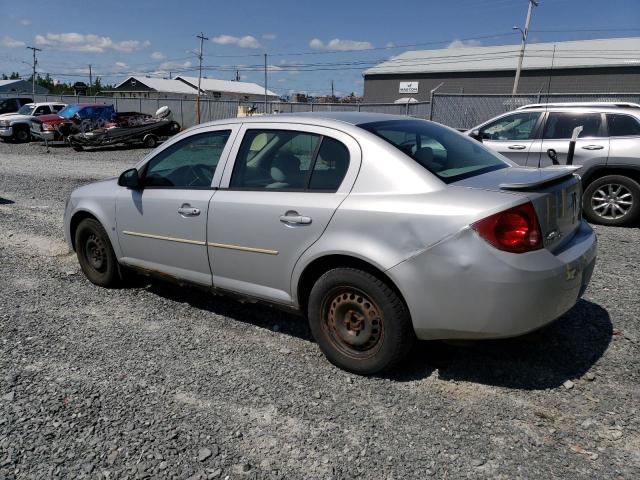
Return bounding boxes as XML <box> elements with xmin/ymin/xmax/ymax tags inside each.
<box><xmin>468</xmin><ymin>103</ymin><xmax>640</xmax><ymax>226</ymax></box>
<box><xmin>0</xmin><ymin>102</ymin><xmax>66</xmax><ymax>143</ymax></box>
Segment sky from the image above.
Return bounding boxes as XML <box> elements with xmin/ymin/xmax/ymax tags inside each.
<box><xmin>1</xmin><ymin>0</ymin><xmax>639</xmax><ymax>97</ymax></box>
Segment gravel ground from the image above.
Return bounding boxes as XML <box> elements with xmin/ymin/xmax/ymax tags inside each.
<box><xmin>1</xmin><ymin>141</ymin><xmax>639</xmax><ymax>479</ymax></box>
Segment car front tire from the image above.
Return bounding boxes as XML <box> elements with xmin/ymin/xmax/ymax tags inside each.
<box><xmin>308</xmin><ymin>268</ymin><xmax>415</xmax><ymax>375</ymax></box>
<box><xmin>13</xmin><ymin>126</ymin><xmax>30</xmax><ymax>143</ymax></box>
<box><xmin>583</xmin><ymin>175</ymin><xmax>640</xmax><ymax>226</ymax></box>
<box><xmin>75</xmin><ymin>218</ymin><xmax>121</xmax><ymax>287</ymax></box>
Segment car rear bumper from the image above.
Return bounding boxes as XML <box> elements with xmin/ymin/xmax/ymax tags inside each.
<box><xmin>0</xmin><ymin>127</ymin><xmax>13</xmax><ymax>138</ymax></box>
<box><xmin>387</xmin><ymin>221</ymin><xmax>597</xmax><ymax>340</ymax></box>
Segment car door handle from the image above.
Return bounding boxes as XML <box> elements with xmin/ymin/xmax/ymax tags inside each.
<box><xmin>177</xmin><ymin>204</ymin><xmax>200</xmax><ymax>217</ymax></box>
<box><xmin>581</xmin><ymin>145</ymin><xmax>604</xmax><ymax>150</ymax></box>
<box><xmin>507</xmin><ymin>145</ymin><xmax>527</xmax><ymax>150</ymax></box>
<box><xmin>280</xmin><ymin>213</ymin><xmax>312</xmax><ymax>225</ymax></box>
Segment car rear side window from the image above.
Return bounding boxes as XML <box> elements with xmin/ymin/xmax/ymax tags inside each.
<box><xmin>309</xmin><ymin>137</ymin><xmax>350</xmax><ymax>191</ymax></box>
<box><xmin>607</xmin><ymin>114</ymin><xmax>640</xmax><ymax>137</ymax></box>
<box><xmin>543</xmin><ymin>112</ymin><xmax>602</xmax><ymax>139</ymax></box>
<box><xmin>144</xmin><ymin>130</ymin><xmax>231</xmax><ymax>188</ymax></box>
<box><xmin>230</xmin><ymin>129</ymin><xmax>350</xmax><ymax>192</ymax></box>
<box><xmin>360</xmin><ymin>120</ymin><xmax>508</xmax><ymax>184</ymax></box>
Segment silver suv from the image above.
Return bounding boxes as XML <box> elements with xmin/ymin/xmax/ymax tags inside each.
<box><xmin>468</xmin><ymin>103</ymin><xmax>640</xmax><ymax>226</ymax></box>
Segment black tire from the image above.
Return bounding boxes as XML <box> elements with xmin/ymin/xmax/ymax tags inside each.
<box><xmin>583</xmin><ymin>175</ymin><xmax>640</xmax><ymax>226</ymax></box>
<box><xmin>13</xmin><ymin>125</ymin><xmax>30</xmax><ymax>143</ymax></box>
<box><xmin>143</xmin><ymin>135</ymin><xmax>158</xmax><ymax>148</ymax></box>
<box><xmin>75</xmin><ymin>218</ymin><xmax>120</xmax><ymax>287</ymax></box>
<box><xmin>307</xmin><ymin>268</ymin><xmax>415</xmax><ymax>375</ymax></box>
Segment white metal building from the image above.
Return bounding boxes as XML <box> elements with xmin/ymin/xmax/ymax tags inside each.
<box><xmin>176</xmin><ymin>76</ymin><xmax>279</xmax><ymax>102</ymax></box>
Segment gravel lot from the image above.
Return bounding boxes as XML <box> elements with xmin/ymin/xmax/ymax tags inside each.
<box><xmin>1</xmin><ymin>141</ymin><xmax>638</xmax><ymax>479</ymax></box>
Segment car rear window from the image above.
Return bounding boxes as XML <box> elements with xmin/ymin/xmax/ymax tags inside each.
<box><xmin>359</xmin><ymin>119</ymin><xmax>509</xmax><ymax>183</ymax></box>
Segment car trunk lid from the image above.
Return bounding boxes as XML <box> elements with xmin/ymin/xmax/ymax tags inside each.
<box><xmin>453</xmin><ymin>166</ymin><xmax>583</xmax><ymax>252</ymax></box>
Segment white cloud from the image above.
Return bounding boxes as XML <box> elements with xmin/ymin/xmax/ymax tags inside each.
<box><xmin>114</xmin><ymin>61</ymin><xmax>129</xmax><ymax>72</ymax></box>
<box><xmin>266</xmin><ymin>65</ymin><xmax>283</xmax><ymax>73</ymax></box>
<box><xmin>309</xmin><ymin>38</ymin><xmax>324</xmax><ymax>50</ymax></box>
<box><xmin>309</xmin><ymin>38</ymin><xmax>373</xmax><ymax>51</ymax></box>
<box><xmin>35</xmin><ymin>32</ymin><xmax>150</xmax><ymax>53</ymax></box>
<box><xmin>158</xmin><ymin>60</ymin><xmax>192</xmax><ymax>72</ymax></box>
<box><xmin>212</xmin><ymin>34</ymin><xmax>262</xmax><ymax>49</ymax></box>
<box><xmin>447</xmin><ymin>39</ymin><xmax>482</xmax><ymax>49</ymax></box>
<box><xmin>1</xmin><ymin>36</ymin><xmax>26</xmax><ymax>48</ymax></box>
<box><xmin>262</xmin><ymin>33</ymin><xmax>277</xmax><ymax>40</ymax></box>
<box><xmin>150</xmin><ymin>51</ymin><xmax>166</xmax><ymax>60</ymax></box>
<box><xmin>20</xmin><ymin>19</ymin><xmax>31</xmax><ymax>26</ymax></box>
<box><xmin>386</xmin><ymin>42</ymin><xmax>396</xmax><ymax>48</ymax></box>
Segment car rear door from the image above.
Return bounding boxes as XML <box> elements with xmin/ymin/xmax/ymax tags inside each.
<box><xmin>116</xmin><ymin>126</ymin><xmax>239</xmax><ymax>285</ymax></box>
<box><xmin>208</xmin><ymin>123</ymin><xmax>361</xmax><ymax>304</ymax></box>
<box><xmin>477</xmin><ymin>111</ymin><xmax>542</xmax><ymax>165</ymax></box>
<box><xmin>527</xmin><ymin>111</ymin><xmax>609</xmax><ymax>168</ymax></box>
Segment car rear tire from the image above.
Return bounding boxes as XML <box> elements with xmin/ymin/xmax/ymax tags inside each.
<box><xmin>13</xmin><ymin>126</ymin><xmax>30</xmax><ymax>143</ymax></box>
<box><xmin>307</xmin><ymin>268</ymin><xmax>415</xmax><ymax>375</ymax></box>
<box><xmin>75</xmin><ymin>218</ymin><xmax>121</xmax><ymax>288</ymax></box>
<box><xmin>583</xmin><ymin>175</ymin><xmax>640</xmax><ymax>226</ymax></box>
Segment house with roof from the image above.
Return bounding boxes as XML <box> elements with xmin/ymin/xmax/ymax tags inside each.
<box><xmin>176</xmin><ymin>75</ymin><xmax>279</xmax><ymax>102</ymax></box>
<box><xmin>363</xmin><ymin>37</ymin><xmax>640</xmax><ymax>102</ymax></box>
<box><xmin>107</xmin><ymin>76</ymin><xmax>201</xmax><ymax>99</ymax></box>
<box><xmin>0</xmin><ymin>79</ymin><xmax>48</xmax><ymax>94</ymax></box>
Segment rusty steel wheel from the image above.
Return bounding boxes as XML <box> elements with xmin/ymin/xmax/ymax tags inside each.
<box><xmin>321</xmin><ymin>287</ymin><xmax>385</xmax><ymax>359</ymax></box>
<box><xmin>75</xmin><ymin>218</ymin><xmax>121</xmax><ymax>288</ymax></box>
<box><xmin>308</xmin><ymin>268</ymin><xmax>415</xmax><ymax>374</ymax></box>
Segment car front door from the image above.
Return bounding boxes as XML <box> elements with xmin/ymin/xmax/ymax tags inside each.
<box><xmin>116</xmin><ymin>126</ymin><xmax>238</xmax><ymax>285</ymax></box>
<box><xmin>208</xmin><ymin>123</ymin><xmax>360</xmax><ymax>304</ymax></box>
<box><xmin>477</xmin><ymin>111</ymin><xmax>542</xmax><ymax>165</ymax></box>
<box><xmin>527</xmin><ymin>111</ymin><xmax>609</xmax><ymax>168</ymax></box>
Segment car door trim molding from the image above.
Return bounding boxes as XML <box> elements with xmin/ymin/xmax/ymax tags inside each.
<box><xmin>207</xmin><ymin>242</ymin><xmax>279</xmax><ymax>255</ymax></box>
<box><xmin>122</xmin><ymin>230</ymin><xmax>206</xmax><ymax>246</ymax></box>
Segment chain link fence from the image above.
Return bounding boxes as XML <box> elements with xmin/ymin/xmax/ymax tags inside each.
<box><xmin>431</xmin><ymin>93</ymin><xmax>640</xmax><ymax>130</ymax></box>
<box><xmin>0</xmin><ymin>93</ymin><xmax>432</xmax><ymax>129</ymax></box>
<box><xmin>4</xmin><ymin>91</ymin><xmax>638</xmax><ymax>131</ymax></box>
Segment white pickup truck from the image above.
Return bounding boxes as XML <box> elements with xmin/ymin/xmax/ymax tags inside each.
<box><xmin>0</xmin><ymin>102</ymin><xmax>66</xmax><ymax>142</ymax></box>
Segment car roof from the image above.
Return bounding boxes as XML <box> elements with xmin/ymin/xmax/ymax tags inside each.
<box><xmin>24</xmin><ymin>102</ymin><xmax>67</xmax><ymax>107</ymax></box>
<box><xmin>198</xmin><ymin>111</ymin><xmax>418</xmax><ymax>129</ymax></box>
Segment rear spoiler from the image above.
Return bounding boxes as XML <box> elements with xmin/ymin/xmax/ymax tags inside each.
<box><xmin>500</xmin><ymin>167</ymin><xmax>579</xmax><ymax>191</ymax></box>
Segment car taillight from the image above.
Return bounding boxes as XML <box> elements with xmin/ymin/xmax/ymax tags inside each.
<box><xmin>471</xmin><ymin>202</ymin><xmax>542</xmax><ymax>253</ymax></box>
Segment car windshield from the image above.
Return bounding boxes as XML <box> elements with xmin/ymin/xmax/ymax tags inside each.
<box><xmin>17</xmin><ymin>104</ymin><xmax>35</xmax><ymax>115</ymax></box>
<box><xmin>360</xmin><ymin>119</ymin><xmax>510</xmax><ymax>183</ymax></box>
<box><xmin>57</xmin><ymin>105</ymin><xmax>83</xmax><ymax>119</ymax></box>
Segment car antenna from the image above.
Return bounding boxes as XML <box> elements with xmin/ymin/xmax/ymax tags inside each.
<box><xmin>538</xmin><ymin>44</ymin><xmax>556</xmax><ymax>169</ymax></box>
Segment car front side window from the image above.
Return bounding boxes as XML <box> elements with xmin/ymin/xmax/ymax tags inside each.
<box><xmin>143</xmin><ymin>130</ymin><xmax>231</xmax><ymax>188</ymax></box>
<box><xmin>480</xmin><ymin>112</ymin><xmax>540</xmax><ymax>141</ymax></box>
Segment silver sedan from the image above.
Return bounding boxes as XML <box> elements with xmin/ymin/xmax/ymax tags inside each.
<box><xmin>64</xmin><ymin>113</ymin><xmax>597</xmax><ymax>374</ymax></box>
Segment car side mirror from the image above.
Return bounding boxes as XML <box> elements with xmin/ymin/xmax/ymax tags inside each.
<box><xmin>469</xmin><ymin>129</ymin><xmax>483</xmax><ymax>142</ymax></box>
<box><xmin>118</xmin><ymin>168</ymin><xmax>141</xmax><ymax>189</ymax></box>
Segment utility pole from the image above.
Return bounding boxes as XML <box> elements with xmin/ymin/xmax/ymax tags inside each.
<box><xmin>26</xmin><ymin>46</ymin><xmax>42</xmax><ymax>98</ymax></box>
<box><xmin>331</xmin><ymin>80</ymin><xmax>334</xmax><ymax>102</ymax></box>
<box><xmin>88</xmin><ymin>64</ymin><xmax>92</xmax><ymax>96</ymax></box>
<box><xmin>264</xmin><ymin>53</ymin><xmax>268</xmax><ymax>113</ymax></box>
<box><xmin>235</xmin><ymin>69</ymin><xmax>240</xmax><ymax>82</ymax></box>
<box><xmin>512</xmin><ymin>0</ymin><xmax>538</xmax><ymax>96</ymax></box>
<box><xmin>196</xmin><ymin>32</ymin><xmax>209</xmax><ymax>124</ymax></box>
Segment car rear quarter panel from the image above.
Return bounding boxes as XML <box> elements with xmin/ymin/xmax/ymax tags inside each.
<box><xmin>290</xmin><ymin>184</ymin><xmax>527</xmax><ymax>306</ymax></box>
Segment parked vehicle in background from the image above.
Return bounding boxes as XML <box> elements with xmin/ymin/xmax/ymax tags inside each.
<box><xmin>31</xmin><ymin>103</ymin><xmax>116</xmax><ymax>141</ymax></box>
<box><xmin>0</xmin><ymin>102</ymin><xmax>66</xmax><ymax>142</ymax></box>
<box><xmin>467</xmin><ymin>103</ymin><xmax>640</xmax><ymax>226</ymax></box>
<box><xmin>68</xmin><ymin>106</ymin><xmax>181</xmax><ymax>151</ymax></box>
<box><xmin>64</xmin><ymin>113</ymin><xmax>596</xmax><ymax>374</ymax></box>
<box><xmin>0</xmin><ymin>97</ymin><xmax>33</xmax><ymax>115</ymax></box>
